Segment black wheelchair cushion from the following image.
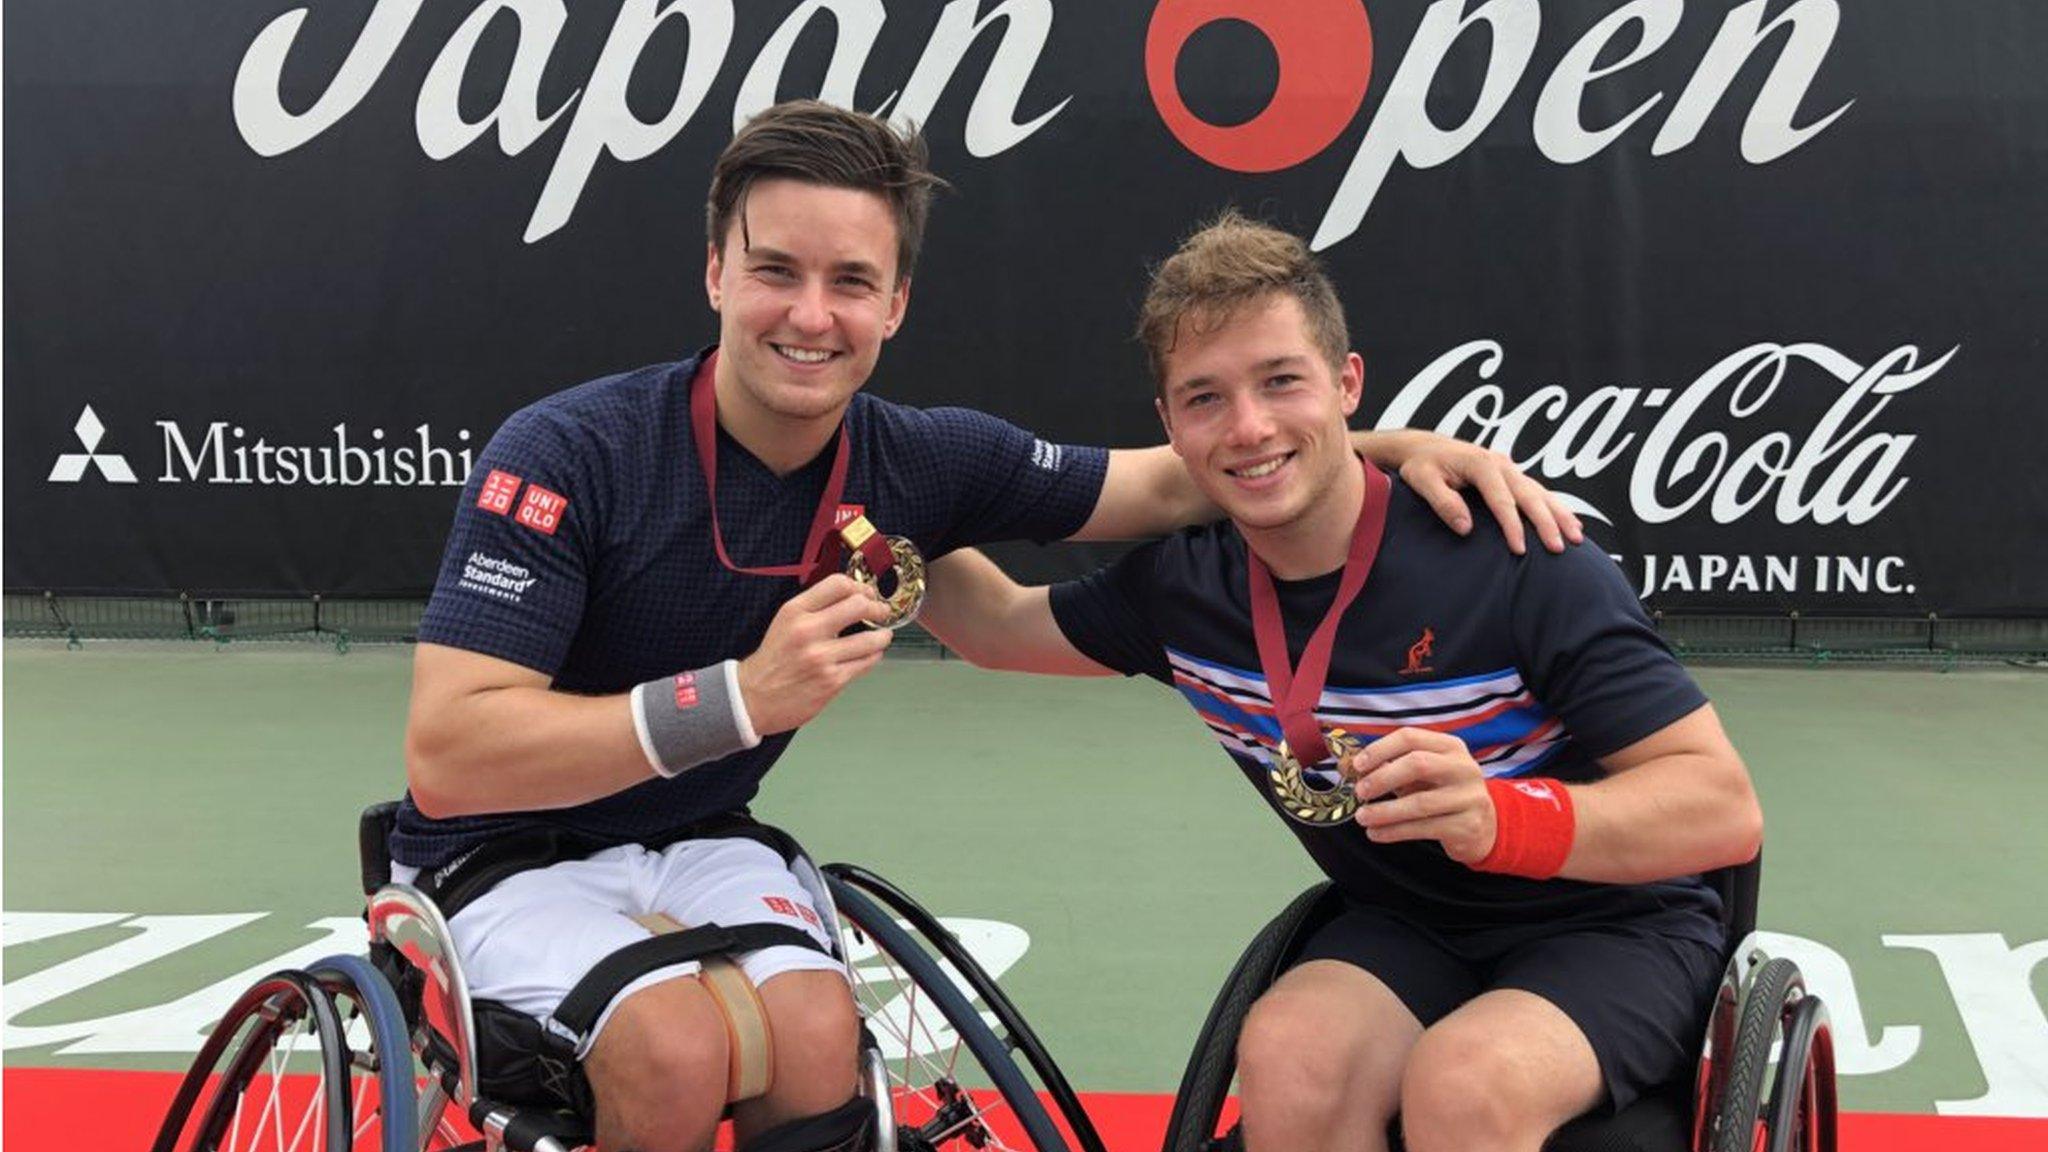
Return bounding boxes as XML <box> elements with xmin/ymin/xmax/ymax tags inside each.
<box><xmin>1546</xmin><ymin>1081</ymin><xmax>1691</xmax><ymax>1152</ymax></box>
<box><xmin>472</xmin><ymin>998</ymin><xmax>598</xmax><ymax>1121</ymax></box>
<box><xmin>745</xmin><ymin>1095</ymin><xmax>872</xmax><ymax>1152</ymax></box>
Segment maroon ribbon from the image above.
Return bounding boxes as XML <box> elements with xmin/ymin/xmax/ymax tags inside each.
<box><xmin>1247</xmin><ymin>458</ymin><xmax>1392</xmax><ymax>765</ymax></box>
<box><xmin>688</xmin><ymin>351</ymin><xmax>894</xmax><ymax>585</ymax></box>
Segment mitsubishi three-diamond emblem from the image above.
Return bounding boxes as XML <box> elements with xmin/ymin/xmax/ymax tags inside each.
<box><xmin>48</xmin><ymin>405</ymin><xmax>138</xmax><ymax>483</ymax></box>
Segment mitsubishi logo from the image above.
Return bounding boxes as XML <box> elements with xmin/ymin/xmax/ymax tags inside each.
<box><xmin>48</xmin><ymin>405</ymin><xmax>138</xmax><ymax>483</ymax></box>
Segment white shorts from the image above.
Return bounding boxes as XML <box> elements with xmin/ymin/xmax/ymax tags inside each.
<box><xmin>393</xmin><ymin>835</ymin><xmax>846</xmax><ymax>1055</ymax></box>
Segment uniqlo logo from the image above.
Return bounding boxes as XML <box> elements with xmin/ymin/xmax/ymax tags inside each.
<box><xmin>477</xmin><ymin>470</ymin><xmax>522</xmax><ymax>515</ymax></box>
<box><xmin>673</xmin><ymin>672</ymin><xmax>699</xmax><ymax>710</ymax></box>
<box><xmin>762</xmin><ymin>896</ymin><xmax>799</xmax><ymax>918</ymax></box>
<box><xmin>832</xmin><ymin>503</ymin><xmax>866</xmax><ymax>529</ymax></box>
<box><xmin>515</xmin><ymin>485</ymin><xmax>568</xmax><ymax>535</ymax></box>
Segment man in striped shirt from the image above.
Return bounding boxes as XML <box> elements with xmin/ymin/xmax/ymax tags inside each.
<box><xmin>920</xmin><ymin>212</ymin><xmax>1762</xmax><ymax>1152</ymax></box>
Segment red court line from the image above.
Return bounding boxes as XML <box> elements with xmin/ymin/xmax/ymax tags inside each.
<box><xmin>8</xmin><ymin>1067</ymin><xmax>2044</xmax><ymax>1152</ymax></box>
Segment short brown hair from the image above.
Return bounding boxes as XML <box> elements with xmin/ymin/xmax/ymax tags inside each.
<box><xmin>1136</xmin><ymin>209</ymin><xmax>1350</xmax><ymax>393</ymax></box>
<box><xmin>707</xmin><ymin>100</ymin><xmax>948</xmax><ymax>284</ymax></box>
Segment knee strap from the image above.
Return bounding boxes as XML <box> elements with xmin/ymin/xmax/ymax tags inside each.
<box><xmin>632</xmin><ymin>913</ymin><xmax>776</xmax><ymax>1103</ymax></box>
<box><xmin>550</xmin><ymin>913</ymin><xmax>826</xmax><ymax>1103</ymax></box>
<box><xmin>743</xmin><ymin>1095</ymin><xmax>873</xmax><ymax>1152</ymax></box>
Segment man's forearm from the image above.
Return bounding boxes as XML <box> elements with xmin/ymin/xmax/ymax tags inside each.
<box><xmin>1077</xmin><ymin>429</ymin><xmax>1569</xmax><ymax>548</ymax></box>
<box><xmin>405</xmin><ymin>683</ymin><xmax>654</xmax><ymax>817</ymax></box>
<box><xmin>919</xmin><ymin>549</ymin><xmax>1055</xmax><ymax>669</ymax></box>
<box><xmin>1555</xmin><ymin>754</ymin><xmax>1763</xmax><ymax>884</ymax></box>
<box><xmin>921</xmin><ymin>549</ymin><xmax>1112</xmax><ymax>675</ymax></box>
<box><xmin>405</xmin><ymin>651</ymin><xmax>760</xmax><ymax>817</ymax></box>
<box><xmin>1070</xmin><ymin>445</ymin><xmax>1214</xmax><ymax>540</ymax></box>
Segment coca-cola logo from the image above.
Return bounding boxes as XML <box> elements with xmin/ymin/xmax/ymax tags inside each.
<box><xmin>1376</xmin><ymin>340</ymin><xmax>1958</xmax><ymax>529</ymax></box>
<box><xmin>233</xmin><ymin>0</ymin><xmax>1852</xmax><ymax>249</ymax></box>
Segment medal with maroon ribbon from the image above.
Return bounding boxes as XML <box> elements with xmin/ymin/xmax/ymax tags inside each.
<box><xmin>1248</xmin><ymin>458</ymin><xmax>1392</xmax><ymax>825</ymax></box>
<box><xmin>689</xmin><ymin>352</ymin><xmax>926</xmax><ymax>627</ymax></box>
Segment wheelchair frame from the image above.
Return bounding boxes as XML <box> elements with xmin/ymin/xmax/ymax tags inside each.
<box><xmin>1159</xmin><ymin>857</ymin><xmax>1839</xmax><ymax>1152</ymax></box>
<box><xmin>150</xmin><ymin>805</ymin><xmax>1109</xmax><ymax>1152</ymax></box>
<box><xmin>153</xmin><ymin>808</ymin><xmax>1835</xmax><ymax>1152</ymax></box>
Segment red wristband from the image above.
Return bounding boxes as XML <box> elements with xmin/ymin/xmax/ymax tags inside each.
<box><xmin>1475</xmin><ymin>778</ymin><xmax>1576</xmax><ymax>879</ymax></box>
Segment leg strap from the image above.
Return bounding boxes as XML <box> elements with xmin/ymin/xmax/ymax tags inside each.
<box><xmin>743</xmin><ymin>1095</ymin><xmax>873</xmax><ymax>1152</ymax></box>
<box><xmin>632</xmin><ymin>913</ymin><xmax>776</xmax><ymax>1103</ymax></box>
<box><xmin>551</xmin><ymin>913</ymin><xmax>822</xmax><ymax>1103</ymax></box>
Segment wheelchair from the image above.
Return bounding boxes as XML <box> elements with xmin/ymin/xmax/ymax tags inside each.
<box><xmin>1161</xmin><ymin>857</ymin><xmax>1838</xmax><ymax>1152</ymax></box>
<box><xmin>152</xmin><ymin>803</ymin><xmax>1110</xmax><ymax>1152</ymax></box>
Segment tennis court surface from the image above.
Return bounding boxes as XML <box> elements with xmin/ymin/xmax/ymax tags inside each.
<box><xmin>5</xmin><ymin>642</ymin><xmax>2044</xmax><ymax>1149</ymax></box>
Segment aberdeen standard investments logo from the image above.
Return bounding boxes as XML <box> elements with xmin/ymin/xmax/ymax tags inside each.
<box><xmin>44</xmin><ymin>406</ymin><xmax>476</xmax><ymax>488</ymax></box>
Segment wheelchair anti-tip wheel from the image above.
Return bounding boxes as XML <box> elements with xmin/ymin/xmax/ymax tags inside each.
<box><xmin>151</xmin><ymin>969</ymin><xmax>353</xmax><ymax>1152</ymax></box>
<box><xmin>826</xmin><ymin>864</ymin><xmax>1106</xmax><ymax>1152</ymax></box>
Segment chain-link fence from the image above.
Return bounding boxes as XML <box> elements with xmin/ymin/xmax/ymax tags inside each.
<box><xmin>2</xmin><ymin>592</ymin><xmax>954</xmax><ymax>657</ymax></box>
<box><xmin>9</xmin><ymin>592</ymin><xmax>2047</xmax><ymax>668</ymax></box>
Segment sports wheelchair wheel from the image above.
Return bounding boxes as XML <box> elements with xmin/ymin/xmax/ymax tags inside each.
<box><xmin>1163</xmin><ymin>879</ymin><xmax>1835</xmax><ymax>1152</ymax></box>
<box><xmin>826</xmin><ymin>864</ymin><xmax>1106</xmax><ymax>1152</ymax></box>
<box><xmin>152</xmin><ymin>969</ymin><xmax>352</xmax><ymax>1152</ymax></box>
<box><xmin>306</xmin><ymin>953</ymin><xmax>471</xmax><ymax>1152</ymax></box>
<box><xmin>1707</xmin><ymin>956</ymin><xmax>1837</xmax><ymax>1152</ymax></box>
<box><xmin>1160</xmin><ymin>884</ymin><xmax>1333</xmax><ymax>1152</ymax></box>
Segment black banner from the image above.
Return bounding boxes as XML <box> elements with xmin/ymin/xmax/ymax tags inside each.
<box><xmin>7</xmin><ymin>1</ymin><xmax>2044</xmax><ymax>613</ymax></box>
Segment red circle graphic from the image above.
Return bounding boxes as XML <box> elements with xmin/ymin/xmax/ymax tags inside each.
<box><xmin>1145</xmin><ymin>0</ymin><xmax>1375</xmax><ymax>173</ymax></box>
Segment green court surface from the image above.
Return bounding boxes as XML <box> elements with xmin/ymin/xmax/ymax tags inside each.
<box><xmin>4</xmin><ymin>640</ymin><xmax>2046</xmax><ymax>1128</ymax></box>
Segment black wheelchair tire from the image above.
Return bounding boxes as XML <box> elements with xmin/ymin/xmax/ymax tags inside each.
<box><xmin>1161</xmin><ymin>883</ymin><xmax>1335</xmax><ymax>1152</ymax></box>
<box><xmin>153</xmin><ymin>969</ymin><xmax>351</xmax><ymax>1152</ymax></box>
<box><xmin>827</xmin><ymin>875</ymin><xmax>1071</xmax><ymax>1152</ymax></box>
<box><xmin>1709</xmin><ymin>956</ymin><xmax>1803</xmax><ymax>1152</ymax></box>
<box><xmin>1764</xmin><ymin>995</ymin><xmax>1836</xmax><ymax>1152</ymax></box>
<box><xmin>825</xmin><ymin>864</ymin><xmax>1106</xmax><ymax>1152</ymax></box>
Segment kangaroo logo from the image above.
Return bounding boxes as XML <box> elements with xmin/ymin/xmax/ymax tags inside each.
<box><xmin>1400</xmin><ymin>627</ymin><xmax>1435</xmax><ymax>675</ymax></box>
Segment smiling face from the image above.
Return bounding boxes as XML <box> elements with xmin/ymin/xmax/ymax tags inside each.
<box><xmin>704</xmin><ymin>177</ymin><xmax>909</xmax><ymax>460</ymax></box>
<box><xmin>1156</xmin><ymin>293</ymin><xmax>1364</xmax><ymax>543</ymax></box>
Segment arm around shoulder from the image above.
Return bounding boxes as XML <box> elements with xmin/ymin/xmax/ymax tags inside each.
<box><xmin>918</xmin><ymin>549</ymin><xmax>1112</xmax><ymax>676</ymax></box>
<box><xmin>1076</xmin><ymin>433</ymin><xmax>1584</xmax><ymax>551</ymax></box>
<box><xmin>1068</xmin><ymin>446</ymin><xmax>1216</xmax><ymax>541</ymax></box>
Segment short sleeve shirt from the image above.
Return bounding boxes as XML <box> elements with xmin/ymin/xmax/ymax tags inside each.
<box><xmin>1049</xmin><ymin>468</ymin><xmax>1721</xmax><ymax>944</ymax></box>
<box><xmin>394</xmin><ymin>350</ymin><xmax>1108</xmax><ymax>868</ymax></box>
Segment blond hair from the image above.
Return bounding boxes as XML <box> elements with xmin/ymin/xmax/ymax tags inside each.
<box><xmin>1136</xmin><ymin>209</ymin><xmax>1350</xmax><ymax>394</ymax></box>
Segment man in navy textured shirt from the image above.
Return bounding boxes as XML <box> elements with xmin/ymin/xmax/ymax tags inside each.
<box><xmin>920</xmin><ymin>212</ymin><xmax>1763</xmax><ymax>1152</ymax></box>
<box><xmin>400</xmin><ymin>103</ymin><xmax>1585</xmax><ymax>1152</ymax></box>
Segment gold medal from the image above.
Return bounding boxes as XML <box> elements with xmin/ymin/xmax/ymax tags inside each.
<box><xmin>1268</xmin><ymin>728</ymin><xmax>1365</xmax><ymax>825</ymax></box>
<box><xmin>840</xmin><ymin>516</ymin><xmax>926</xmax><ymax>629</ymax></box>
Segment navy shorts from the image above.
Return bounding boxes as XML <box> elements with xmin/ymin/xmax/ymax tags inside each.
<box><xmin>1292</xmin><ymin>902</ymin><xmax>1724</xmax><ymax>1112</ymax></box>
